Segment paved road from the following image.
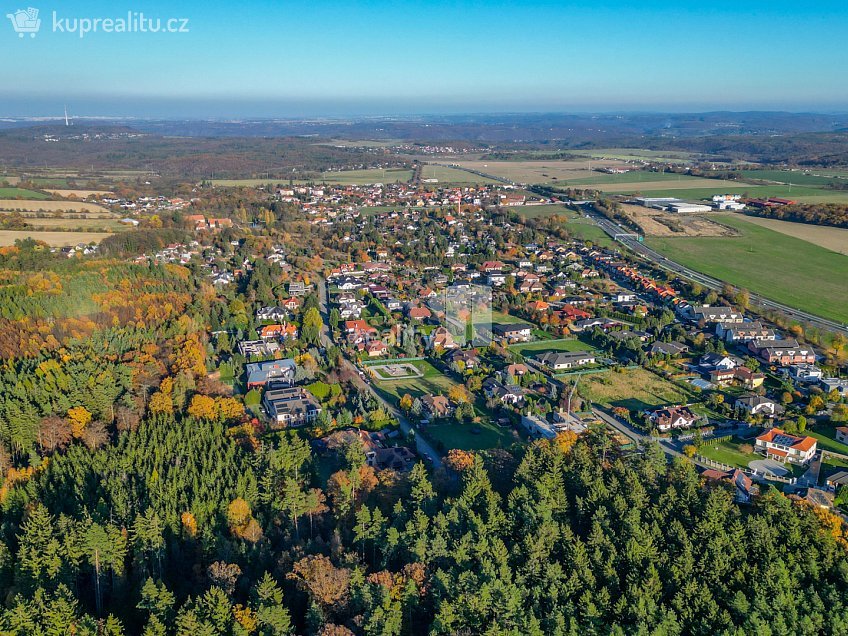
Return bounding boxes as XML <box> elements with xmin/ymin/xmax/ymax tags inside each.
<box><xmin>585</xmin><ymin>210</ymin><xmax>848</xmax><ymax>337</ymax></box>
<box><xmin>316</xmin><ymin>278</ymin><xmax>443</xmax><ymax>469</ymax></box>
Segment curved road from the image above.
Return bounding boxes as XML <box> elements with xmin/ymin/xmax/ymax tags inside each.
<box><xmin>316</xmin><ymin>278</ymin><xmax>443</xmax><ymax>469</ymax></box>
<box><xmin>586</xmin><ymin>211</ymin><xmax>848</xmax><ymax>337</ymax></box>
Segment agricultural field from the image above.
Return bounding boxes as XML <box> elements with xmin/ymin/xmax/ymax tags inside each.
<box><xmin>0</xmin><ymin>199</ymin><xmax>111</xmax><ymax>213</ymax></box>
<box><xmin>740</xmin><ymin>169</ymin><xmax>848</xmax><ymax>187</ymax></box>
<box><xmin>508</xmin><ymin>338</ymin><xmax>596</xmax><ymax>358</ymax></box>
<box><xmin>565</xmin><ymin>171</ymin><xmax>692</xmax><ymax>186</ymax></box>
<box><xmin>44</xmin><ymin>189</ymin><xmax>114</xmax><ymax>198</ymax></box>
<box><xmin>580</xmin><ymin>148</ymin><xmax>700</xmax><ymax>163</ymax></box>
<box><xmin>317</xmin><ymin>168</ymin><xmax>413</xmax><ymax>185</ymax></box>
<box><xmin>585</xmin><ymin>176</ymin><xmax>748</xmax><ymax>193</ymax></box>
<box><xmin>419</xmin><ymin>165</ymin><xmax>500</xmax><ymax>185</ymax></box>
<box><xmin>580</xmin><ymin>367</ymin><xmax>696</xmax><ymax>411</ymax></box>
<box><xmin>0</xmin><ymin>187</ymin><xmax>49</xmax><ymax>199</ymax></box>
<box><xmin>213</xmin><ymin>167</ymin><xmax>413</xmax><ymax>187</ymax></box>
<box><xmin>646</xmin><ymin>215</ymin><xmax>848</xmax><ymax>324</ymax></box>
<box><xmin>632</xmin><ymin>183</ymin><xmax>848</xmax><ymax>204</ymax></box>
<box><xmin>0</xmin><ymin>230</ymin><xmax>114</xmax><ymax>247</ymax></box>
<box><xmin>18</xmin><ymin>218</ymin><xmax>129</xmax><ymax>231</ymax></box>
<box><xmin>451</xmin><ymin>159</ymin><xmax>631</xmax><ymax>184</ymax></box>
<box><xmin>734</xmin><ymin>214</ymin><xmax>848</xmax><ymax>255</ymax></box>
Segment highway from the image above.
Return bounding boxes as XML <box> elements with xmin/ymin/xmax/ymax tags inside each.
<box><xmin>585</xmin><ymin>211</ymin><xmax>848</xmax><ymax>337</ymax></box>
<box><xmin>317</xmin><ymin>278</ymin><xmax>443</xmax><ymax>469</ymax></box>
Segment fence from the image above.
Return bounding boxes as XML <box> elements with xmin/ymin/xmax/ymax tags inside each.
<box><xmin>696</xmin><ymin>455</ymin><xmax>797</xmax><ymax>485</ymax></box>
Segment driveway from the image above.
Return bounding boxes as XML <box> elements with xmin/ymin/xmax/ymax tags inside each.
<box><xmin>748</xmin><ymin>458</ymin><xmax>790</xmax><ymax>478</ymax></box>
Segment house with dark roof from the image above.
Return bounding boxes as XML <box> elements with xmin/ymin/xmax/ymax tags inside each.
<box><xmin>734</xmin><ymin>394</ymin><xmax>783</xmax><ymax>417</ymax></box>
<box><xmin>420</xmin><ymin>394</ymin><xmax>453</xmax><ymax>419</ymax></box>
<box><xmin>246</xmin><ymin>359</ymin><xmax>296</xmax><ymax>389</ymax></box>
<box><xmin>647</xmin><ymin>341</ymin><xmax>689</xmax><ymax>357</ymax></box>
<box><xmin>263</xmin><ymin>386</ymin><xmax>321</xmax><ymax>427</ymax></box>
<box><xmin>536</xmin><ymin>351</ymin><xmax>596</xmax><ymax>371</ymax></box>
<box><xmin>491</xmin><ymin>323</ymin><xmax>533</xmax><ymax>342</ymax></box>
<box><xmin>648</xmin><ymin>406</ymin><xmax>699</xmax><ymax>432</ymax></box>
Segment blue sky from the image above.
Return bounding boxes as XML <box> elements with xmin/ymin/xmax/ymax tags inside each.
<box><xmin>2</xmin><ymin>0</ymin><xmax>847</xmax><ymax>117</ymax></box>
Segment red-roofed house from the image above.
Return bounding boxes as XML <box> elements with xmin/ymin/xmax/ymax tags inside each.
<box><xmin>755</xmin><ymin>428</ymin><xmax>817</xmax><ymax>465</ymax></box>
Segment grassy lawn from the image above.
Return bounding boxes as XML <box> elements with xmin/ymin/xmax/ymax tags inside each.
<box><xmin>698</xmin><ymin>438</ymin><xmax>760</xmax><ymax>469</ymax></box>
<box><xmin>533</xmin><ymin>205</ymin><xmax>614</xmax><ymax>246</ymax></box>
<box><xmin>581</xmin><ymin>367</ymin><xmax>696</xmax><ymax>411</ymax></box>
<box><xmin>0</xmin><ymin>187</ymin><xmax>49</xmax><ymax>199</ymax></box>
<box><xmin>819</xmin><ymin>455</ymin><xmax>848</xmax><ymax>485</ymax></box>
<box><xmin>488</xmin><ymin>311</ymin><xmax>532</xmax><ymax>325</ymax></box>
<box><xmin>424</xmin><ymin>420</ymin><xmax>516</xmax><ymax>451</ymax></box>
<box><xmin>509</xmin><ymin>337</ymin><xmax>596</xmax><ymax>358</ymax></box>
<box><xmin>371</xmin><ymin>360</ymin><xmax>458</xmax><ymax>402</ymax></box>
<box><xmin>807</xmin><ymin>425</ymin><xmax>848</xmax><ymax>455</ymax></box>
<box><xmin>646</xmin><ymin>215</ymin><xmax>848</xmax><ymax>324</ymax></box>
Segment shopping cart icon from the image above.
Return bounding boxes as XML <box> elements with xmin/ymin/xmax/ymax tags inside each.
<box><xmin>6</xmin><ymin>7</ymin><xmax>41</xmax><ymax>38</ymax></box>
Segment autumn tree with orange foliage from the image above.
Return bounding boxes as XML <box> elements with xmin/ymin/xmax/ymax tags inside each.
<box><xmin>445</xmin><ymin>449</ymin><xmax>475</xmax><ymax>472</ymax></box>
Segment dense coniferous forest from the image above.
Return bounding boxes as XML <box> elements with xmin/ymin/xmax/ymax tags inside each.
<box><xmin>1</xmin><ymin>240</ymin><xmax>848</xmax><ymax>635</ymax></box>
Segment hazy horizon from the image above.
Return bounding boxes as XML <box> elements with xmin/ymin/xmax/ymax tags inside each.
<box><xmin>2</xmin><ymin>0</ymin><xmax>847</xmax><ymax>118</ymax></box>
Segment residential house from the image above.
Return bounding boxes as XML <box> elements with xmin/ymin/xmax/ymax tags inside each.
<box><xmin>238</xmin><ymin>340</ymin><xmax>280</xmax><ymax>359</ymax></box>
<box><xmin>787</xmin><ymin>364</ymin><xmax>823</xmax><ymax>384</ymax></box>
<box><xmin>835</xmin><ymin>427</ymin><xmax>848</xmax><ymax>445</ymax></box>
<box><xmin>718</xmin><ymin>321</ymin><xmax>777</xmax><ymax>344</ymax></box>
<box><xmin>701</xmin><ymin>468</ymin><xmax>758</xmax><ymax>503</ymax></box>
<box><xmin>648</xmin><ymin>406</ymin><xmax>699</xmax><ymax>432</ymax></box>
<box><xmin>754</xmin><ymin>428</ymin><xmax>817</xmax><ymax>465</ymax></box>
<box><xmin>367</xmin><ymin>446</ymin><xmax>416</xmax><ymax>472</ymax></box>
<box><xmin>428</xmin><ymin>326</ymin><xmax>458</xmax><ymax>350</ymax></box>
<box><xmin>263</xmin><ymin>386</ymin><xmax>322</xmax><ymax>427</ymax></box>
<box><xmin>492</xmin><ymin>323</ymin><xmax>533</xmax><ymax>342</ymax></box>
<box><xmin>506</xmin><ymin>363</ymin><xmax>529</xmax><ymax>377</ymax></box>
<box><xmin>246</xmin><ymin>358</ymin><xmax>297</xmax><ymax>389</ymax></box>
<box><xmin>420</xmin><ymin>394</ymin><xmax>453</xmax><ymax>419</ymax></box>
<box><xmin>366</xmin><ymin>341</ymin><xmax>389</xmax><ymax>357</ymax></box>
<box><xmin>446</xmin><ymin>348</ymin><xmax>480</xmax><ymax>369</ymax></box>
<box><xmin>537</xmin><ymin>351</ymin><xmax>596</xmax><ymax>371</ymax></box>
<box><xmin>735</xmin><ymin>394</ymin><xmax>783</xmax><ymax>417</ymax></box>
<box><xmin>520</xmin><ymin>415</ymin><xmax>557</xmax><ymax>440</ymax></box>
<box><xmin>821</xmin><ymin>377</ymin><xmax>848</xmax><ymax>399</ymax></box>
<box><xmin>686</xmin><ymin>306</ymin><xmax>744</xmax><ymax>325</ymax></box>
<box><xmin>407</xmin><ymin>305</ymin><xmax>432</xmax><ymax>321</ymax></box>
<box><xmin>256</xmin><ymin>306</ymin><xmax>288</xmax><ymax>322</ymax></box>
<box><xmin>288</xmin><ymin>281</ymin><xmax>308</xmax><ymax>296</ymax></box>
<box><xmin>648</xmin><ymin>341</ymin><xmax>689</xmax><ymax>357</ymax></box>
<box><xmin>748</xmin><ymin>339</ymin><xmax>815</xmax><ymax>366</ymax></box>
<box><xmin>826</xmin><ymin>470</ymin><xmax>848</xmax><ymax>491</ymax></box>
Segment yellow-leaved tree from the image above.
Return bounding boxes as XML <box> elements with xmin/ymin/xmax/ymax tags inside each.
<box><xmin>67</xmin><ymin>406</ymin><xmax>92</xmax><ymax>438</ymax></box>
